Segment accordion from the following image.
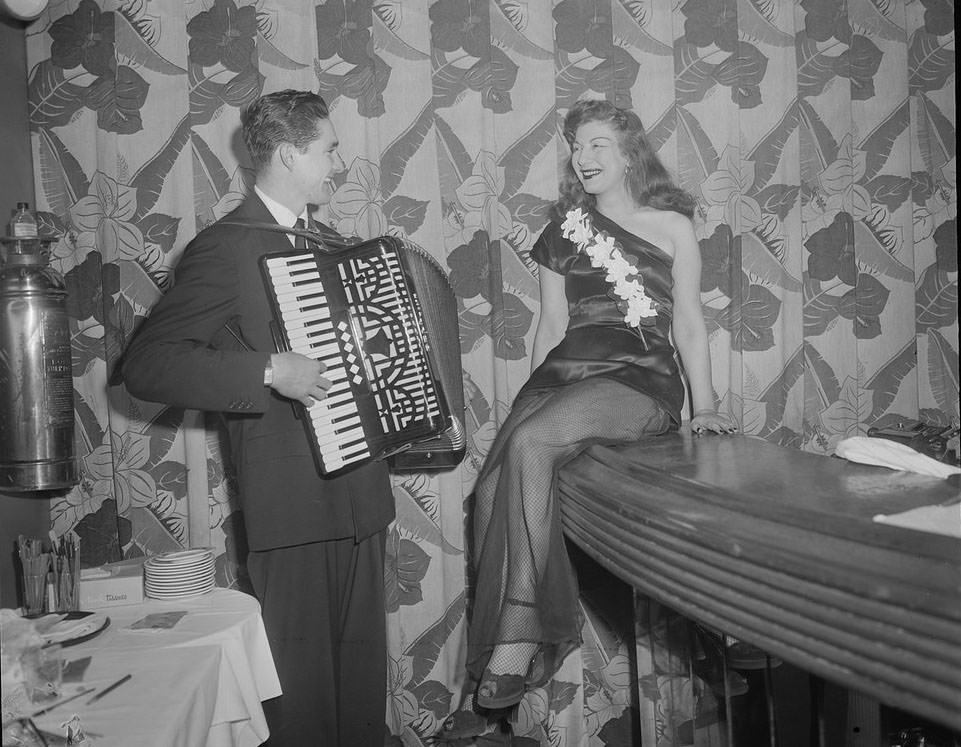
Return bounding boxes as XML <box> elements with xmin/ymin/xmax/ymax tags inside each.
<box><xmin>261</xmin><ymin>235</ymin><xmax>465</xmax><ymax>476</ymax></box>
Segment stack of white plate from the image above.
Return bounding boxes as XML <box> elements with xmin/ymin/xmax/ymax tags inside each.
<box><xmin>144</xmin><ymin>548</ymin><xmax>216</xmax><ymax>600</ymax></box>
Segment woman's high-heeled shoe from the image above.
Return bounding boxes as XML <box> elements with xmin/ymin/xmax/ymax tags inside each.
<box><xmin>439</xmin><ymin>710</ymin><xmax>497</xmax><ymax>740</ymax></box>
<box><xmin>476</xmin><ymin>672</ymin><xmax>526</xmax><ymax>710</ymax></box>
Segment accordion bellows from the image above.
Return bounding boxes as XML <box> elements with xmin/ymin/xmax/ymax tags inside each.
<box><xmin>261</xmin><ymin>235</ymin><xmax>465</xmax><ymax>475</ymax></box>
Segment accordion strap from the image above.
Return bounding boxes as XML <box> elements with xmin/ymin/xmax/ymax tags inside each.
<box><xmin>218</xmin><ymin>218</ymin><xmax>353</xmax><ymax>254</ymax></box>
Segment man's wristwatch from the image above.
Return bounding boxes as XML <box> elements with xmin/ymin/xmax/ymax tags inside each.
<box><xmin>263</xmin><ymin>357</ymin><xmax>274</xmax><ymax>387</ymax></box>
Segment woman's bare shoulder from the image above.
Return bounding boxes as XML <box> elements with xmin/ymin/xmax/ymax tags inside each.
<box><xmin>628</xmin><ymin>208</ymin><xmax>694</xmax><ymax>257</ymax></box>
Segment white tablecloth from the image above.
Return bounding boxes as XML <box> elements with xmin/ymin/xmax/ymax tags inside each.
<box><xmin>32</xmin><ymin>588</ymin><xmax>281</xmax><ymax>747</ymax></box>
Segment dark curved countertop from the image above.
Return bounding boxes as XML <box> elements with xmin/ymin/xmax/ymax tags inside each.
<box><xmin>557</xmin><ymin>431</ymin><xmax>961</xmax><ymax>730</ymax></box>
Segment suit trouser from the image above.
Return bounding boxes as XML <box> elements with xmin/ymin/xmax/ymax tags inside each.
<box><xmin>248</xmin><ymin>530</ymin><xmax>388</xmax><ymax>747</ymax></box>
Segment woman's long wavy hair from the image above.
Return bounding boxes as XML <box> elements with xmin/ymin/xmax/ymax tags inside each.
<box><xmin>555</xmin><ymin>99</ymin><xmax>695</xmax><ymax>220</ymax></box>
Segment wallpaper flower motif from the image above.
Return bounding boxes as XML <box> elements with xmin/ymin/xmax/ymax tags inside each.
<box><xmin>69</xmin><ymin>173</ymin><xmax>143</xmax><ymax>261</ymax></box>
<box><xmin>187</xmin><ymin>0</ymin><xmax>263</xmax><ymax>126</ymax></box>
<box><xmin>49</xmin><ymin>0</ymin><xmax>115</xmax><ymax>77</ymax></box>
<box><xmin>32</xmin><ymin>0</ymin><xmax>149</xmax><ymax>134</ymax></box>
<box><xmin>314</xmin><ymin>0</ymin><xmax>389</xmax><ymax>116</ymax></box>
<box><xmin>187</xmin><ymin>0</ymin><xmax>259</xmax><ymax>72</ymax></box>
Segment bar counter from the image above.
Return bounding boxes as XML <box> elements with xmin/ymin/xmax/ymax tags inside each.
<box><xmin>557</xmin><ymin>432</ymin><xmax>961</xmax><ymax>731</ymax></box>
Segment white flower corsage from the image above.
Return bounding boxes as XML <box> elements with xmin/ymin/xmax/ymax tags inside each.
<box><xmin>561</xmin><ymin>208</ymin><xmax>657</xmax><ymax>329</ymax></box>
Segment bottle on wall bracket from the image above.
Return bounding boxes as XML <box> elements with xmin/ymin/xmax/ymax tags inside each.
<box><xmin>0</xmin><ymin>201</ymin><xmax>78</xmax><ymax>493</ymax></box>
<box><xmin>8</xmin><ymin>201</ymin><xmax>38</xmax><ymax>239</ymax></box>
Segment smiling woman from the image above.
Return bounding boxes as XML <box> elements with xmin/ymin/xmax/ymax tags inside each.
<box><xmin>441</xmin><ymin>99</ymin><xmax>737</xmax><ymax>739</ymax></box>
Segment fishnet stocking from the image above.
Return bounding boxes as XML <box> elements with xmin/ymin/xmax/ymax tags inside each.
<box><xmin>466</xmin><ymin>378</ymin><xmax>671</xmax><ymax>687</ymax></box>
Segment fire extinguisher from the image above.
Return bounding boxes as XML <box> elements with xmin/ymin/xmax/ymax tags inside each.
<box><xmin>0</xmin><ymin>228</ymin><xmax>78</xmax><ymax>492</ymax></box>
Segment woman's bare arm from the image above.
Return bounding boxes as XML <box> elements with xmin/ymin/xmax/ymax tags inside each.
<box><xmin>531</xmin><ymin>267</ymin><xmax>569</xmax><ymax>373</ymax></box>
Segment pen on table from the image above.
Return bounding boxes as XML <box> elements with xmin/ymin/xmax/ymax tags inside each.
<box><xmin>86</xmin><ymin>673</ymin><xmax>132</xmax><ymax>705</ymax></box>
<box><xmin>29</xmin><ymin>686</ymin><xmax>96</xmax><ymax>718</ymax></box>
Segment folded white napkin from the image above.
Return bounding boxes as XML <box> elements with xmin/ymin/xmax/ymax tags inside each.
<box><xmin>835</xmin><ymin>436</ymin><xmax>961</xmax><ymax>479</ymax></box>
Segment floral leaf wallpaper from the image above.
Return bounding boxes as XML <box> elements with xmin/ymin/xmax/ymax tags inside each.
<box><xmin>21</xmin><ymin>0</ymin><xmax>956</xmax><ymax>745</ymax></box>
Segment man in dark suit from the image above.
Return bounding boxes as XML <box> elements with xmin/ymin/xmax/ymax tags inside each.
<box><xmin>122</xmin><ymin>90</ymin><xmax>394</xmax><ymax>746</ymax></box>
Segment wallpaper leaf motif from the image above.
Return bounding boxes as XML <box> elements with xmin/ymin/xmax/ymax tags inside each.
<box><xmin>851</xmin><ymin>221</ymin><xmax>913</xmax><ymax>282</ymax></box>
<box><xmin>498</xmin><ymin>109</ymin><xmax>556</xmax><ymax>200</ymax></box>
<box><xmin>255</xmin><ymin>34</ymin><xmax>311</xmax><ymax>71</ymax></box>
<box><xmin>115</xmin><ymin>11</ymin><xmax>184</xmax><ymax>76</ymax></box>
<box><xmin>739</xmin><ymin>0</ymin><xmax>795</xmax><ymax>47</ymax></box>
<box><xmin>380</xmin><ymin>102</ymin><xmax>434</xmax><ymax>197</ymax></box>
<box><xmin>861</xmin><ymin>100</ymin><xmax>910</xmax><ymax>182</ymax></box>
<box><xmin>553</xmin><ymin>55</ymin><xmax>594</xmax><ymax>110</ymax></box>
<box><xmin>590</xmin><ymin>47</ymin><xmax>640</xmax><ymax>109</ymax></box>
<box><xmin>907</xmin><ymin>30</ymin><xmax>956</xmax><ymax>93</ymax></box>
<box><xmin>796</xmin><ymin>33</ymin><xmax>844</xmax><ymax>99</ymax></box>
<box><xmin>747</xmin><ymin>100</ymin><xmax>800</xmax><ymax>196</ymax></box>
<box><xmin>916</xmin><ymin>262</ymin><xmax>959</xmax><ymax>330</ymax></box>
<box><xmin>676</xmin><ymin>106</ymin><xmax>718</xmax><ymax>194</ymax></box>
<box><xmin>640</xmin><ymin>105</ymin><xmax>674</xmax><ymax>155</ymax></box>
<box><xmin>803</xmin><ymin>277</ymin><xmax>843</xmax><ymax>337</ymax></box>
<box><xmin>755</xmin><ymin>184</ymin><xmax>800</xmax><ymax>221</ymax></box>
<box><xmin>434</xmin><ymin>113</ymin><xmax>473</xmax><ymax>186</ymax></box>
<box><xmin>673</xmin><ymin>44</ymin><xmax>717</xmax><ymax>105</ymax></box>
<box><xmin>757</xmin><ymin>345</ymin><xmax>806</xmax><ymax>436</ymax></box>
<box><xmin>927</xmin><ymin>329</ymin><xmax>961</xmax><ymax>420</ymax></box>
<box><xmin>845</xmin><ymin>273</ymin><xmax>889</xmax><ymax>340</ymax></box>
<box><xmin>36</xmin><ymin>128</ymin><xmax>88</xmax><ymax>217</ymax></box>
<box><xmin>851</xmin><ymin>0</ymin><xmax>905</xmax><ymax>42</ymax></box>
<box><xmin>865</xmin><ymin>175</ymin><xmax>911</xmax><ymax>213</ymax></box>
<box><xmin>866</xmin><ymin>341</ymin><xmax>918</xmax><ymax>418</ymax></box>
<box><xmin>713</xmin><ymin>282</ymin><xmax>780</xmax><ymax>352</ymax></box>
<box><xmin>190</xmin><ymin>130</ymin><xmax>233</xmax><ymax>218</ymax></box>
<box><xmin>87</xmin><ymin>65</ymin><xmax>150</xmax><ymax>135</ymax></box>
<box><xmin>612</xmin><ymin>0</ymin><xmax>673</xmax><ymax>55</ymax></box>
<box><xmin>385</xmin><ymin>528</ymin><xmax>430</xmax><ymax>612</ymax></box>
<box><xmin>798</xmin><ymin>98</ymin><xmax>840</xmax><ymax>183</ymax></box>
<box><xmin>741</xmin><ymin>232</ymin><xmax>802</xmax><ymax>292</ymax></box>
<box><xmin>372</xmin><ymin>10</ymin><xmax>430</xmax><ymax>62</ymax></box>
<box><xmin>847</xmin><ymin>34</ymin><xmax>883</xmax><ymax>100</ymax></box>
<box><xmin>404</xmin><ymin>590</ymin><xmax>467</xmax><ymax>687</ymax></box>
<box><xmin>491</xmin><ymin>0</ymin><xmax>553</xmax><ymax>60</ymax></box>
<box><xmin>914</xmin><ymin>92</ymin><xmax>956</xmax><ymax>175</ymax></box>
<box><xmin>138</xmin><ymin>213</ymin><xmax>181</xmax><ymax>256</ymax></box>
<box><xmin>130</xmin><ymin>117</ymin><xmax>191</xmax><ymax>222</ymax></box>
<box><xmin>28</xmin><ymin>61</ymin><xmax>86</xmax><ymax>130</ymax></box>
<box><xmin>393</xmin><ymin>479</ymin><xmax>463</xmax><ymax>555</ymax></box>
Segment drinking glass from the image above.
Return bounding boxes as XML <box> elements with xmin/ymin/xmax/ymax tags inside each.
<box><xmin>22</xmin><ymin>572</ymin><xmax>46</xmax><ymax>617</ymax></box>
<box><xmin>55</xmin><ymin>566</ymin><xmax>80</xmax><ymax>612</ymax></box>
<box><xmin>21</xmin><ymin>644</ymin><xmax>63</xmax><ymax>704</ymax></box>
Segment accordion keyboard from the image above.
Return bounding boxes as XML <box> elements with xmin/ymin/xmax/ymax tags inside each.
<box><xmin>265</xmin><ymin>253</ymin><xmax>371</xmax><ymax>471</ymax></box>
<box><xmin>263</xmin><ymin>242</ymin><xmax>445</xmax><ymax>474</ymax></box>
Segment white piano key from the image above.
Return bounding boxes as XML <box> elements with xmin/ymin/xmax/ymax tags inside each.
<box><xmin>284</xmin><ymin>326</ymin><xmax>332</xmax><ymax>343</ymax></box>
<box><xmin>267</xmin><ymin>262</ymin><xmax>318</xmax><ymax>276</ymax></box>
<box><xmin>311</xmin><ymin>415</ymin><xmax>361</xmax><ymax>435</ymax></box>
<box><xmin>311</xmin><ymin>419</ymin><xmax>363</xmax><ymax>440</ymax></box>
<box><xmin>279</xmin><ymin>307</ymin><xmax>333</xmax><ymax>324</ymax></box>
<box><xmin>281</xmin><ymin>315</ymin><xmax>332</xmax><ymax>333</ymax></box>
<box><xmin>270</xmin><ymin>272</ymin><xmax>321</xmax><ymax>288</ymax></box>
<box><xmin>274</xmin><ymin>285</ymin><xmax>327</xmax><ymax>302</ymax></box>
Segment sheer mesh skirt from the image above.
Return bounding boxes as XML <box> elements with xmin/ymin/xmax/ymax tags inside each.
<box><xmin>465</xmin><ymin>377</ymin><xmax>673</xmax><ymax>686</ymax></box>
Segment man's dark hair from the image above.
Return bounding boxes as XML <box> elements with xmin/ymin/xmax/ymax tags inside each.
<box><xmin>241</xmin><ymin>90</ymin><xmax>330</xmax><ymax>170</ymax></box>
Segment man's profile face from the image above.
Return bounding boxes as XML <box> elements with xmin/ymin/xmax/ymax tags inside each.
<box><xmin>289</xmin><ymin>118</ymin><xmax>344</xmax><ymax>207</ymax></box>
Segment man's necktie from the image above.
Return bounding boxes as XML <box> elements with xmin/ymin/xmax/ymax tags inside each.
<box><xmin>294</xmin><ymin>218</ymin><xmax>307</xmax><ymax>251</ymax></box>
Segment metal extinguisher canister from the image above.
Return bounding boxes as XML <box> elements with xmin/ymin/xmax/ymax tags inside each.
<box><xmin>0</xmin><ymin>235</ymin><xmax>78</xmax><ymax>491</ymax></box>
